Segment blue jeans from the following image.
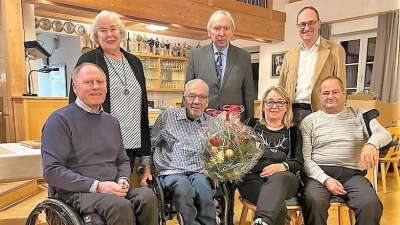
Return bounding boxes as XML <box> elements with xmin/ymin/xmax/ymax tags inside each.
<box><xmin>161</xmin><ymin>173</ymin><xmax>216</xmax><ymax>225</ymax></box>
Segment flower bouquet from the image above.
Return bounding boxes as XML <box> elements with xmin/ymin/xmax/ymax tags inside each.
<box><xmin>199</xmin><ymin>105</ymin><xmax>264</xmax><ymax>182</ymax></box>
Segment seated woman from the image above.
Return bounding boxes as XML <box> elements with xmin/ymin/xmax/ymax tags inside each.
<box><xmin>238</xmin><ymin>86</ymin><xmax>304</xmax><ymax>225</ymax></box>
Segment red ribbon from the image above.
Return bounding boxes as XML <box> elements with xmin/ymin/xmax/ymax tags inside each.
<box><xmin>206</xmin><ymin>104</ymin><xmax>245</xmax><ymax>121</ymax></box>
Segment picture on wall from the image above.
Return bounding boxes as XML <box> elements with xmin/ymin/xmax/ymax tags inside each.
<box><xmin>271</xmin><ymin>52</ymin><xmax>287</xmax><ymax>77</ymax></box>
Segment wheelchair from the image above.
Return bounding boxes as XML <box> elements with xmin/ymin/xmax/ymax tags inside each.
<box><xmin>151</xmin><ymin>174</ymin><xmax>230</xmax><ymax>225</ymax></box>
<box><xmin>25</xmin><ymin>186</ymin><xmax>106</xmax><ymax>225</ymax></box>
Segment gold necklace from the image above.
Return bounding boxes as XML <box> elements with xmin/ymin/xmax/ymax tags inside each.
<box><xmin>266</xmin><ymin>122</ymin><xmax>283</xmax><ymax>129</ymax></box>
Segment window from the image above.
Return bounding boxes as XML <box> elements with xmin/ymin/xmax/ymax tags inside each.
<box><xmin>336</xmin><ymin>32</ymin><xmax>376</xmax><ymax>94</ymax></box>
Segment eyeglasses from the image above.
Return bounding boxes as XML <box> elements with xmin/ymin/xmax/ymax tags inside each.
<box><xmin>81</xmin><ymin>80</ymin><xmax>106</xmax><ymax>87</ymax></box>
<box><xmin>263</xmin><ymin>100</ymin><xmax>288</xmax><ymax>107</ymax></box>
<box><xmin>185</xmin><ymin>94</ymin><xmax>208</xmax><ymax>101</ymax></box>
<box><xmin>296</xmin><ymin>20</ymin><xmax>319</xmax><ymax>29</ymax></box>
<box><xmin>321</xmin><ymin>90</ymin><xmax>342</xmax><ymax>98</ymax></box>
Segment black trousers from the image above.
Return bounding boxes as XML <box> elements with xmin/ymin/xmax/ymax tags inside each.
<box><xmin>126</xmin><ymin>148</ymin><xmax>138</xmax><ymax>174</ymax></box>
<box><xmin>238</xmin><ymin>172</ymin><xmax>299</xmax><ymax>225</ymax></box>
<box><xmin>301</xmin><ymin>166</ymin><xmax>383</xmax><ymax>225</ymax></box>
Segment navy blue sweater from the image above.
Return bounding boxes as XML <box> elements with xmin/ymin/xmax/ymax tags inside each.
<box><xmin>41</xmin><ymin>103</ymin><xmax>131</xmax><ymax>200</ymax></box>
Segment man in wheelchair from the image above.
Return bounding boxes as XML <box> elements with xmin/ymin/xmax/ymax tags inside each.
<box><xmin>41</xmin><ymin>63</ymin><xmax>158</xmax><ymax>225</ymax></box>
<box><xmin>300</xmin><ymin>76</ymin><xmax>392</xmax><ymax>225</ymax></box>
<box><xmin>140</xmin><ymin>79</ymin><xmax>218</xmax><ymax>225</ymax></box>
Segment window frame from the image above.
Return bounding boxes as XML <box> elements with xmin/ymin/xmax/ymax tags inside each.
<box><xmin>334</xmin><ymin>31</ymin><xmax>377</xmax><ymax>93</ymax></box>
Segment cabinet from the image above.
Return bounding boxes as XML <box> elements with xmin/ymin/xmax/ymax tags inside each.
<box><xmin>135</xmin><ymin>53</ymin><xmax>188</xmax><ymax>92</ymax></box>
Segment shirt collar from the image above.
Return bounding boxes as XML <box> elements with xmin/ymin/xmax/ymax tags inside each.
<box><xmin>176</xmin><ymin>107</ymin><xmax>209</xmax><ymax>123</ymax></box>
<box><xmin>212</xmin><ymin>42</ymin><xmax>230</xmax><ymax>56</ymax></box>
<box><xmin>300</xmin><ymin>35</ymin><xmax>321</xmax><ymax>51</ymax></box>
<box><xmin>75</xmin><ymin>97</ymin><xmax>104</xmax><ymax>114</ymax></box>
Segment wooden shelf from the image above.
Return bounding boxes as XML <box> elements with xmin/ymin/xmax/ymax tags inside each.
<box><xmin>133</xmin><ymin>52</ymin><xmax>188</xmax><ymax>61</ymax></box>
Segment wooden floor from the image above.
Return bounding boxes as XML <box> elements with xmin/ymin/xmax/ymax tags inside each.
<box><xmin>0</xmin><ymin>176</ymin><xmax>399</xmax><ymax>225</ymax></box>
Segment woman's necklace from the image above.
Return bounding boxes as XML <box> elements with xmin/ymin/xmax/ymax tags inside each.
<box><xmin>266</xmin><ymin>121</ymin><xmax>284</xmax><ymax>129</ymax></box>
<box><xmin>104</xmin><ymin>53</ymin><xmax>129</xmax><ymax>95</ymax></box>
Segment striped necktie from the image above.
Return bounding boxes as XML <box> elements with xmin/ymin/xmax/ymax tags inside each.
<box><xmin>215</xmin><ymin>51</ymin><xmax>223</xmax><ymax>86</ymax></box>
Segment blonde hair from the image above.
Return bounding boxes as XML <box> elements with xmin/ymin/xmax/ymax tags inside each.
<box><xmin>90</xmin><ymin>10</ymin><xmax>127</xmax><ymax>45</ymax></box>
<box><xmin>259</xmin><ymin>86</ymin><xmax>293</xmax><ymax>128</ymax></box>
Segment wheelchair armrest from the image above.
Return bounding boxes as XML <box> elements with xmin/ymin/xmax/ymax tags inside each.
<box><xmin>380</xmin><ymin>140</ymin><xmax>398</xmax><ymax>151</ymax></box>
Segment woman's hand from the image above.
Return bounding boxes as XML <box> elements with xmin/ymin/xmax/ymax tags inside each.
<box><xmin>260</xmin><ymin>163</ymin><xmax>286</xmax><ymax>178</ymax></box>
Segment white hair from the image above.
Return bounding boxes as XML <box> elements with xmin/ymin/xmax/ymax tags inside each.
<box><xmin>89</xmin><ymin>10</ymin><xmax>127</xmax><ymax>44</ymax></box>
<box><xmin>206</xmin><ymin>10</ymin><xmax>236</xmax><ymax>33</ymax></box>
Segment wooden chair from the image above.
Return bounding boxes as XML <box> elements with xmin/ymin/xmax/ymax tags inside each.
<box><xmin>238</xmin><ymin>196</ymin><xmax>303</xmax><ymax>225</ymax></box>
<box><xmin>379</xmin><ymin>127</ymin><xmax>400</xmax><ymax>193</ymax></box>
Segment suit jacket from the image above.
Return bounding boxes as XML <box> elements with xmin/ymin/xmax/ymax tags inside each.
<box><xmin>185</xmin><ymin>43</ymin><xmax>255</xmax><ymax>120</ymax></box>
<box><xmin>68</xmin><ymin>47</ymin><xmax>151</xmax><ymax>156</ymax></box>
<box><xmin>278</xmin><ymin>37</ymin><xmax>346</xmax><ymax>111</ymax></box>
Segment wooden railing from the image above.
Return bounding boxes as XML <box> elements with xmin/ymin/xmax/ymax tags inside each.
<box><xmin>237</xmin><ymin>0</ymin><xmax>267</xmax><ymax>8</ymax></box>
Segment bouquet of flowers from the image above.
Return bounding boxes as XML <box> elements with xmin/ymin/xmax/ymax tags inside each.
<box><xmin>199</xmin><ymin>105</ymin><xmax>264</xmax><ymax>182</ymax></box>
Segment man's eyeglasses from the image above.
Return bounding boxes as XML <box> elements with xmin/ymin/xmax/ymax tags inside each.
<box><xmin>81</xmin><ymin>80</ymin><xmax>105</xmax><ymax>87</ymax></box>
<box><xmin>296</xmin><ymin>20</ymin><xmax>319</xmax><ymax>29</ymax></box>
<box><xmin>263</xmin><ymin>100</ymin><xmax>288</xmax><ymax>108</ymax></box>
<box><xmin>185</xmin><ymin>94</ymin><xmax>208</xmax><ymax>101</ymax></box>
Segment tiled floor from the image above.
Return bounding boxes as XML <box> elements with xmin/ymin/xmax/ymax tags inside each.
<box><xmin>0</xmin><ymin>175</ymin><xmax>399</xmax><ymax>225</ymax></box>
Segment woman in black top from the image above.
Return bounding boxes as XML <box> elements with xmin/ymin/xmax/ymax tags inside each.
<box><xmin>238</xmin><ymin>86</ymin><xmax>304</xmax><ymax>225</ymax></box>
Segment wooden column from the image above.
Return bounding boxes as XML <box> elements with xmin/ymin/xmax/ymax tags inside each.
<box><xmin>1</xmin><ymin>0</ymin><xmax>27</xmax><ymax>142</ymax></box>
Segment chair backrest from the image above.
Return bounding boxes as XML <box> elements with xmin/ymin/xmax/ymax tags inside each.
<box><xmin>383</xmin><ymin>127</ymin><xmax>400</xmax><ymax>159</ymax></box>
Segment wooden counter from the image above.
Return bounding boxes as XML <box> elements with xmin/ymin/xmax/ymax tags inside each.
<box><xmin>12</xmin><ymin>97</ymin><xmax>69</xmax><ymax>141</ymax></box>
<box><xmin>171</xmin><ymin>99</ymin><xmax>262</xmax><ymax>118</ymax></box>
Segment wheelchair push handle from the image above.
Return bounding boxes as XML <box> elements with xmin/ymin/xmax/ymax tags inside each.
<box><xmin>363</xmin><ymin>109</ymin><xmax>397</xmax><ymax>151</ymax></box>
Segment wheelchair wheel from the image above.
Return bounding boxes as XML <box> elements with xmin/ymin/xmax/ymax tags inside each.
<box><xmin>25</xmin><ymin>198</ymin><xmax>84</xmax><ymax>225</ymax></box>
<box><xmin>153</xmin><ymin>177</ymin><xmax>167</xmax><ymax>225</ymax></box>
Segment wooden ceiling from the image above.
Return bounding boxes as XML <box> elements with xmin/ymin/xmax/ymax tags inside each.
<box><xmin>23</xmin><ymin>0</ymin><xmax>286</xmax><ymax>42</ymax></box>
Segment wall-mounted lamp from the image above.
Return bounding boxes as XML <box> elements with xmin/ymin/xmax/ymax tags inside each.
<box><xmin>24</xmin><ymin>40</ymin><xmax>51</xmax><ymax>60</ymax></box>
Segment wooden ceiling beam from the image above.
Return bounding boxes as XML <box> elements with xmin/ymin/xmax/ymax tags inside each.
<box><xmin>23</xmin><ymin>0</ymin><xmax>285</xmax><ymax>42</ymax></box>
<box><xmin>35</xmin><ymin>9</ymin><xmax>93</xmax><ymax>23</ymax></box>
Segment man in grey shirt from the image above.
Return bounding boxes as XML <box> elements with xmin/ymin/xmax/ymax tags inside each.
<box><xmin>141</xmin><ymin>79</ymin><xmax>216</xmax><ymax>225</ymax></box>
<box><xmin>300</xmin><ymin>76</ymin><xmax>391</xmax><ymax>225</ymax></box>
<box><xmin>42</xmin><ymin>63</ymin><xmax>158</xmax><ymax>225</ymax></box>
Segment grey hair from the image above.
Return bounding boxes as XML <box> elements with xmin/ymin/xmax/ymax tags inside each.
<box><xmin>207</xmin><ymin>10</ymin><xmax>236</xmax><ymax>33</ymax></box>
<box><xmin>72</xmin><ymin>62</ymin><xmax>106</xmax><ymax>82</ymax></box>
<box><xmin>184</xmin><ymin>79</ymin><xmax>209</xmax><ymax>96</ymax></box>
<box><xmin>89</xmin><ymin>10</ymin><xmax>127</xmax><ymax>45</ymax></box>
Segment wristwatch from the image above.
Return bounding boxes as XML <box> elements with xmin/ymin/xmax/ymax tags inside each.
<box><xmin>282</xmin><ymin>162</ymin><xmax>289</xmax><ymax>171</ymax></box>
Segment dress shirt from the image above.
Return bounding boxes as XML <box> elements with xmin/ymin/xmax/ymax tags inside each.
<box><xmin>294</xmin><ymin>36</ymin><xmax>321</xmax><ymax>104</ymax></box>
<box><xmin>213</xmin><ymin>43</ymin><xmax>229</xmax><ymax>83</ymax></box>
<box><xmin>142</xmin><ymin>107</ymin><xmax>211</xmax><ymax>176</ymax></box>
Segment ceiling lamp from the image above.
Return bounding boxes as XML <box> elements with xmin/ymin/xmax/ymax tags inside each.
<box><xmin>145</xmin><ymin>24</ymin><xmax>168</xmax><ymax>31</ymax></box>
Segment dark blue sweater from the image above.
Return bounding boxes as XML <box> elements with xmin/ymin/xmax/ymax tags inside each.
<box><xmin>41</xmin><ymin>103</ymin><xmax>131</xmax><ymax>200</ymax></box>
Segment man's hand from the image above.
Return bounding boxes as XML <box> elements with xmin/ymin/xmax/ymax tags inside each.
<box><xmin>97</xmin><ymin>181</ymin><xmax>128</xmax><ymax>197</ymax></box>
<box><xmin>361</xmin><ymin>144</ymin><xmax>378</xmax><ymax>170</ymax></box>
<box><xmin>260</xmin><ymin>163</ymin><xmax>286</xmax><ymax>178</ymax></box>
<box><xmin>118</xmin><ymin>178</ymin><xmax>130</xmax><ymax>190</ymax></box>
<box><xmin>324</xmin><ymin>178</ymin><xmax>347</xmax><ymax>195</ymax></box>
<box><xmin>140</xmin><ymin>165</ymin><xmax>153</xmax><ymax>188</ymax></box>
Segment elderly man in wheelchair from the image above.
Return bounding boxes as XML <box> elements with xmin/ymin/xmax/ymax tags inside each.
<box><xmin>140</xmin><ymin>79</ymin><xmax>229</xmax><ymax>225</ymax></box>
<box><xmin>28</xmin><ymin>63</ymin><xmax>158</xmax><ymax>225</ymax></box>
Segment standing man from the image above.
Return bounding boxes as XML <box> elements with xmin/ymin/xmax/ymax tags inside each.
<box><xmin>185</xmin><ymin>10</ymin><xmax>256</xmax><ymax>121</ymax></box>
<box><xmin>278</xmin><ymin>6</ymin><xmax>346</xmax><ymax>125</ymax></box>
<box><xmin>300</xmin><ymin>76</ymin><xmax>390</xmax><ymax>225</ymax></box>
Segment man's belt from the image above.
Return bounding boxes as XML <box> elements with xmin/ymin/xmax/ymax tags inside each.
<box><xmin>293</xmin><ymin>103</ymin><xmax>311</xmax><ymax>110</ymax></box>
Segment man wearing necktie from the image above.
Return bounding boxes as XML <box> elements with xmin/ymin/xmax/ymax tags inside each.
<box><xmin>185</xmin><ymin>10</ymin><xmax>256</xmax><ymax>122</ymax></box>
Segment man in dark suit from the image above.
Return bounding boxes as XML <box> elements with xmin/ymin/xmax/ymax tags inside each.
<box><xmin>185</xmin><ymin>10</ymin><xmax>256</xmax><ymax>121</ymax></box>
